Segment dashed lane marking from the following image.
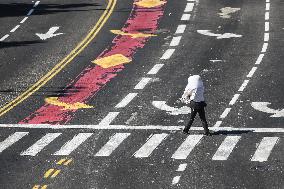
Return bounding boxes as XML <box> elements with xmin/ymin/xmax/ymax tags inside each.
<box><xmin>229</xmin><ymin>94</ymin><xmax>240</xmax><ymax>105</ymax></box>
<box><xmin>10</xmin><ymin>25</ymin><xmax>20</xmax><ymax>33</ymax></box>
<box><xmin>134</xmin><ymin>77</ymin><xmax>152</xmax><ymax>90</ymax></box>
<box><xmin>251</xmin><ymin>137</ymin><xmax>279</xmax><ymax>162</ymax></box>
<box><xmin>147</xmin><ymin>64</ymin><xmax>164</xmax><ymax>75</ymax></box>
<box><xmin>0</xmin><ymin>34</ymin><xmax>9</xmax><ymax>41</ymax></box>
<box><xmin>115</xmin><ymin>93</ymin><xmax>138</xmax><ymax>108</ymax></box>
<box><xmin>160</xmin><ymin>49</ymin><xmax>175</xmax><ymax>59</ymax></box>
<box><xmin>238</xmin><ymin>79</ymin><xmax>249</xmax><ymax>92</ymax></box>
<box><xmin>181</xmin><ymin>13</ymin><xmax>191</xmax><ymax>21</ymax></box>
<box><xmin>184</xmin><ymin>3</ymin><xmax>194</xmax><ymax>12</ymax></box>
<box><xmin>220</xmin><ymin>108</ymin><xmax>231</xmax><ymax>119</ymax></box>
<box><xmin>255</xmin><ymin>54</ymin><xmax>264</xmax><ymax>65</ymax></box>
<box><xmin>175</xmin><ymin>25</ymin><xmax>187</xmax><ymax>34</ymax></box>
<box><xmin>247</xmin><ymin>67</ymin><xmax>258</xmax><ymax>78</ymax></box>
<box><xmin>261</xmin><ymin>42</ymin><xmax>268</xmax><ymax>52</ymax></box>
<box><xmin>170</xmin><ymin>36</ymin><xmax>182</xmax><ymax>46</ymax></box>
<box><xmin>44</xmin><ymin>168</ymin><xmax>61</xmax><ymax>178</ymax></box>
<box><xmin>98</xmin><ymin>112</ymin><xmax>120</xmax><ymax>126</ymax></box>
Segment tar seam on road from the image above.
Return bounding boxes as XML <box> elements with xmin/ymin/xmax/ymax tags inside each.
<box><xmin>0</xmin><ymin>0</ymin><xmax>117</xmax><ymax>117</ymax></box>
<box><xmin>0</xmin><ymin>1</ymin><xmax>40</xmax><ymax>41</ymax></box>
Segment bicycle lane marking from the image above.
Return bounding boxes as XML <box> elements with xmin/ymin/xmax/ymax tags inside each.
<box><xmin>20</xmin><ymin>0</ymin><xmax>168</xmax><ymax>124</ymax></box>
<box><xmin>0</xmin><ymin>0</ymin><xmax>116</xmax><ymax>117</ymax></box>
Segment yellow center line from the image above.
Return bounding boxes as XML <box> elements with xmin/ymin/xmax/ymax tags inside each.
<box><xmin>56</xmin><ymin>158</ymin><xmax>66</xmax><ymax>165</ymax></box>
<box><xmin>51</xmin><ymin>170</ymin><xmax>61</xmax><ymax>178</ymax></box>
<box><xmin>44</xmin><ymin>169</ymin><xmax>55</xmax><ymax>178</ymax></box>
<box><xmin>63</xmin><ymin>159</ymin><xmax>73</xmax><ymax>166</ymax></box>
<box><xmin>0</xmin><ymin>0</ymin><xmax>117</xmax><ymax>117</ymax></box>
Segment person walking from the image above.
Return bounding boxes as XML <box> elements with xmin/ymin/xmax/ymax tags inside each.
<box><xmin>180</xmin><ymin>75</ymin><xmax>211</xmax><ymax>136</ymax></box>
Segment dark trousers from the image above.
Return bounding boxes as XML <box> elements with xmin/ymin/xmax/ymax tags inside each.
<box><xmin>184</xmin><ymin>106</ymin><xmax>209</xmax><ymax>133</ymax></box>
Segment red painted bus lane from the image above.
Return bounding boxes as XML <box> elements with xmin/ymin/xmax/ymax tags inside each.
<box><xmin>21</xmin><ymin>0</ymin><xmax>167</xmax><ymax>124</ymax></box>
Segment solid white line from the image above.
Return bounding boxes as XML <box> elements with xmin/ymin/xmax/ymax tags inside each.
<box><xmin>177</xmin><ymin>163</ymin><xmax>187</xmax><ymax>172</ymax></box>
<box><xmin>27</xmin><ymin>9</ymin><xmax>34</xmax><ymax>16</ymax></box>
<box><xmin>261</xmin><ymin>43</ymin><xmax>268</xmax><ymax>53</ymax></box>
<box><xmin>34</xmin><ymin>1</ymin><xmax>40</xmax><ymax>7</ymax></box>
<box><xmin>264</xmin><ymin>33</ymin><xmax>269</xmax><ymax>42</ymax></box>
<box><xmin>229</xmin><ymin>94</ymin><xmax>240</xmax><ymax>105</ymax></box>
<box><xmin>181</xmin><ymin>13</ymin><xmax>191</xmax><ymax>21</ymax></box>
<box><xmin>266</xmin><ymin>3</ymin><xmax>270</xmax><ymax>11</ymax></box>
<box><xmin>184</xmin><ymin>3</ymin><xmax>194</xmax><ymax>12</ymax></box>
<box><xmin>212</xmin><ymin>136</ymin><xmax>241</xmax><ymax>161</ymax></box>
<box><xmin>21</xmin><ymin>133</ymin><xmax>61</xmax><ymax>156</ymax></box>
<box><xmin>238</xmin><ymin>80</ymin><xmax>249</xmax><ymax>92</ymax></box>
<box><xmin>213</xmin><ymin>121</ymin><xmax>222</xmax><ymax>127</ymax></box>
<box><xmin>170</xmin><ymin>36</ymin><xmax>182</xmax><ymax>47</ymax></box>
<box><xmin>99</xmin><ymin>112</ymin><xmax>119</xmax><ymax>125</ymax></box>
<box><xmin>10</xmin><ymin>25</ymin><xmax>20</xmax><ymax>33</ymax></box>
<box><xmin>115</xmin><ymin>93</ymin><xmax>138</xmax><ymax>108</ymax></box>
<box><xmin>220</xmin><ymin>108</ymin><xmax>231</xmax><ymax>119</ymax></box>
<box><xmin>175</xmin><ymin>25</ymin><xmax>186</xmax><ymax>34</ymax></box>
<box><xmin>0</xmin><ymin>34</ymin><xmax>9</xmax><ymax>41</ymax></box>
<box><xmin>134</xmin><ymin>133</ymin><xmax>168</xmax><ymax>158</ymax></box>
<box><xmin>54</xmin><ymin>133</ymin><xmax>93</xmax><ymax>155</ymax></box>
<box><xmin>0</xmin><ymin>132</ymin><xmax>29</xmax><ymax>153</ymax></box>
<box><xmin>172</xmin><ymin>135</ymin><xmax>203</xmax><ymax>159</ymax></box>
<box><xmin>1</xmin><ymin>124</ymin><xmax>284</xmax><ymax>132</ymax></box>
<box><xmin>160</xmin><ymin>49</ymin><xmax>175</xmax><ymax>59</ymax></box>
<box><xmin>251</xmin><ymin>137</ymin><xmax>279</xmax><ymax>162</ymax></box>
<box><xmin>265</xmin><ymin>12</ymin><xmax>269</xmax><ymax>20</ymax></box>
<box><xmin>147</xmin><ymin>64</ymin><xmax>164</xmax><ymax>75</ymax></box>
<box><xmin>95</xmin><ymin>133</ymin><xmax>131</xmax><ymax>156</ymax></box>
<box><xmin>134</xmin><ymin>77</ymin><xmax>152</xmax><ymax>89</ymax></box>
<box><xmin>172</xmin><ymin>176</ymin><xmax>181</xmax><ymax>185</ymax></box>
<box><xmin>255</xmin><ymin>54</ymin><xmax>264</xmax><ymax>65</ymax></box>
<box><xmin>20</xmin><ymin>17</ymin><xmax>28</xmax><ymax>24</ymax></box>
<box><xmin>265</xmin><ymin>22</ymin><xmax>269</xmax><ymax>32</ymax></box>
<box><xmin>247</xmin><ymin>67</ymin><xmax>258</xmax><ymax>78</ymax></box>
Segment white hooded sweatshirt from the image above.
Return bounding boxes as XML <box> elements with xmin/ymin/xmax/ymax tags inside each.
<box><xmin>181</xmin><ymin>75</ymin><xmax>205</xmax><ymax>103</ymax></box>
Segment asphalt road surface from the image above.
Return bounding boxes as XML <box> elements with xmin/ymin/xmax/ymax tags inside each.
<box><xmin>0</xmin><ymin>0</ymin><xmax>283</xmax><ymax>188</ymax></box>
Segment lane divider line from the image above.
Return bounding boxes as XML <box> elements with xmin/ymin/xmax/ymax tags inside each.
<box><xmin>115</xmin><ymin>93</ymin><xmax>138</xmax><ymax>108</ymax></box>
<box><xmin>175</xmin><ymin>25</ymin><xmax>187</xmax><ymax>34</ymax></box>
<box><xmin>181</xmin><ymin>13</ymin><xmax>191</xmax><ymax>21</ymax></box>
<box><xmin>134</xmin><ymin>77</ymin><xmax>152</xmax><ymax>90</ymax></box>
<box><xmin>10</xmin><ymin>25</ymin><xmax>20</xmax><ymax>33</ymax></box>
<box><xmin>160</xmin><ymin>49</ymin><xmax>175</xmax><ymax>59</ymax></box>
<box><xmin>170</xmin><ymin>36</ymin><xmax>182</xmax><ymax>46</ymax></box>
<box><xmin>98</xmin><ymin>112</ymin><xmax>120</xmax><ymax>126</ymax></box>
<box><xmin>147</xmin><ymin>64</ymin><xmax>164</xmax><ymax>75</ymax></box>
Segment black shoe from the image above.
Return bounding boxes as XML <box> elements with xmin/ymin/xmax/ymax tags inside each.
<box><xmin>204</xmin><ymin>131</ymin><xmax>212</xmax><ymax>136</ymax></box>
<box><xmin>182</xmin><ymin>129</ymin><xmax>190</xmax><ymax>134</ymax></box>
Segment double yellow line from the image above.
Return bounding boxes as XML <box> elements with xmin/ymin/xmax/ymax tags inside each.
<box><xmin>0</xmin><ymin>0</ymin><xmax>117</xmax><ymax>117</ymax></box>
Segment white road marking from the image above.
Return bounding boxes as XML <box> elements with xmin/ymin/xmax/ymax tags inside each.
<box><xmin>0</xmin><ymin>34</ymin><xmax>9</xmax><ymax>41</ymax></box>
<box><xmin>266</xmin><ymin>3</ymin><xmax>270</xmax><ymax>11</ymax></box>
<box><xmin>1</xmin><ymin>124</ymin><xmax>284</xmax><ymax>132</ymax></box>
<box><xmin>261</xmin><ymin>43</ymin><xmax>268</xmax><ymax>53</ymax></box>
<box><xmin>27</xmin><ymin>9</ymin><xmax>34</xmax><ymax>16</ymax></box>
<box><xmin>181</xmin><ymin>13</ymin><xmax>191</xmax><ymax>21</ymax></box>
<box><xmin>20</xmin><ymin>17</ymin><xmax>29</xmax><ymax>24</ymax></box>
<box><xmin>220</xmin><ymin>108</ymin><xmax>231</xmax><ymax>119</ymax></box>
<box><xmin>0</xmin><ymin>132</ymin><xmax>29</xmax><ymax>153</ymax></box>
<box><xmin>184</xmin><ymin>3</ymin><xmax>194</xmax><ymax>12</ymax></box>
<box><xmin>251</xmin><ymin>137</ymin><xmax>279</xmax><ymax>162</ymax></box>
<box><xmin>134</xmin><ymin>77</ymin><xmax>152</xmax><ymax>89</ymax></box>
<box><xmin>54</xmin><ymin>133</ymin><xmax>93</xmax><ymax>155</ymax></box>
<box><xmin>255</xmin><ymin>54</ymin><xmax>264</xmax><ymax>65</ymax></box>
<box><xmin>147</xmin><ymin>64</ymin><xmax>164</xmax><ymax>75</ymax></box>
<box><xmin>247</xmin><ymin>67</ymin><xmax>257</xmax><ymax>78</ymax></box>
<box><xmin>95</xmin><ymin>133</ymin><xmax>131</xmax><ymax>156</ymax></box>
<box><xmin>213</xmin><ymin>121</ymin><xmax>222</xmax><ymax>127</ymax></box>
<box><xmin>229</xmin><ymin>94</ymin><xmax>240</xmax><ymax>105</ymax></box>
<box><xmin>238</xmin><ymin>80</ymin><xmax>249</xmax><ymax>92</ymax></box>
<box><xmin>266</xmin><ymin>0</ymin><xmax>270</xmax><ymax>2</ymax></box>
<box><xmin>265</xmin><ymin>12</ymin><xmax>269</xmax><ymax>20</ymax></box>
<box><xmin>21</xmin><ymin>133</ymin><xmax>61</xmax><ymax>156</ymax></box>
<box><xmin>115</xmin><ymin>93</ymin><xmax>138</xmax><ymax>108</ymax></box>
<box><xmin>197</xmin><ymin>30</ymin><xmax>242</xmax><ymax>39</ymax></box>
<box><xmin>251</xmin><ymin>102</ymin><xmax>284</xmax><ymax>117</ymax></box>
<box><xmin>134</xmin><ymin>133</ymin><xmax>168</xmax><ymax>158</ymax></box>
<box><xmin>160</xmin><ymin>49</ymin><xmax>175</xmax><ymax>59</ymax></box>
<box><xmin>264</xmin><ymin>33</ymin><xmax>269</xmax><ymax>42</ymax></box>
<box><xmin>212</xmin><ymin>136</ymin><xmax>241</xmax><ymax>161</ymax></box>
<box><xmin>218</xmin><ymin>7</ymin><xmax>240</xmax><ymax>19</ymax></box>
<box><xmin>172</xmin><ymin>135</ymin><xmax>203</xmax><ymax>160</ymax></box>
<box><xmin>34</xmin><ymin>1</ymin><xmax>40</xmax><ymax>7</ymax></box>
<box><xmin>265</xmin><ymin>22</ymin><xmax>269</xmax><ymax>32</ymax></box>
<box><xmin>10</xmin><ymin>25</ymin><xmax>20</xmax><ymax>33</ymax></box>
<box><xmin>170</xmin><ymin>36</ymin><xmax>182</xmax><ymax>46</ymax></box>
<box><xmin>36</xmin><ymin>26</ymin><xmax>64</xmax><ymax>40</ymax></box>
<box><xmin>175</xmin><ymin>25</ymin><xmax>186</xmax><ymax>34</ymax></box>
<box><xmin>152</xmin><ymin>101</ymin><xmax>191</xmax><ymax>115</ymax></box>
<box><xmin>177</xmin><ymin>163</ymin><xmax>187</xmax><ymax>171</ymax></box>
<box><xmin>172</xmin><ymin>176</ymin><xmax>181</xmax><ymax>185</ymax></box>
<box><xmin>99</xmin><ymin>112</ymin><xmax>119</xmax><ymax>125</ymax></box>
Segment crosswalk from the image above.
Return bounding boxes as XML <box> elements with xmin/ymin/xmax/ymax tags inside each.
<box><xmin>0</xmin><ymin>131</ymin><xmax>281</xmax><ymax>162</ymax></box>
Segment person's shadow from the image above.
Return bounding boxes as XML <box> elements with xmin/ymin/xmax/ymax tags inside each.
<box><xmin>210</xmin><ymin>130</ymin><xmax>252</xmax><ymax>135</ymax></box>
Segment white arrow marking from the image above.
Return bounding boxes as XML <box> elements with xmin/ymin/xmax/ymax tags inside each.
<box><xmin>197</xmin><ymin>30</ymin><xmax>242</xmax><ymax>39</ymax></box>
<box><xmin>152</xmin><ymin>101</ymin><xmax>191</xmax><ymax>115</ymax></box>
<box><xmin>251</xmin><ymin>102</ymin><xmax>284</xmax><ymax>117</ymax></box>
<box><xmin>36</xmin><ymin>27</ymin><xmax>64</xmax><ymax>40</ymax></box>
